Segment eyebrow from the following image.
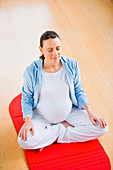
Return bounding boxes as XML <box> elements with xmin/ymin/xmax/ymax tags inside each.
<box><xmin>47</xmin><ymin>45</ymin><xmax>61</xmax><ymax>49</ymax></box>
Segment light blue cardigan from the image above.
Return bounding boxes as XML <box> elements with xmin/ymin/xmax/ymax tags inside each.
<box><xmin>22</xmin><ymin>55</ymin><xmax>89</xmax><ymax>120</ymax></box>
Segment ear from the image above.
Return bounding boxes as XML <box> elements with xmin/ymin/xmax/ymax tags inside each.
<box><xmin>39</xmin><ymin>46</ymin><xmax>43</xmax><ymax>54</ymax></box>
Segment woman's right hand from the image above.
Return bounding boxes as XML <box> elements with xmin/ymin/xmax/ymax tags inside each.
<box><xmin>19</xmin><ymin>116</ymin><xmax>35</xmax><ymax>141</ymax></box>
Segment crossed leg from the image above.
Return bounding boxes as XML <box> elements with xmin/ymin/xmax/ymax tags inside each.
<box><xmin>18</xmin><ymin>107</ymin><xmax>108</xmax><ymax>150</ymax></box>
<box><xmin>57</xmin><ymin>107</ymin><xmax>108</xmax><ymax>143</ymax></box>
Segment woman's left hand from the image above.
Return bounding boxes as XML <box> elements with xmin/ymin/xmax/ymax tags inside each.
<box><xmin>88</xmin><ymin>111</ymin><xmax>107</xmax><ymax>129</ymax></box>
<box><xmin>83</xmin><ymin>104</ymin><xmax>107</xmax><ymax>129</ymax></box>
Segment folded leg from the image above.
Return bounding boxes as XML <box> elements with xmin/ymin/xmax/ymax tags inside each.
<box><xmin>18</xmin><ymin>113</ymin><xmax>61</xmax><ymax>149</ymax></box>
<box><xmin>58</xmin><ymin>107</ymin><xmax>108</xmax><ymax>143</ymax></box>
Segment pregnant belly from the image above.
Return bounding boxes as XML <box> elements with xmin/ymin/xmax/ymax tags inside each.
<box><xmin>37</xmin><ymin>100</ymin><xmax>72</xmax><ymax>123</ymax></box>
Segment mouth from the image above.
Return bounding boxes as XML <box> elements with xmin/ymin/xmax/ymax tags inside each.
<box><xmin>51</xmin><ymin>57</ymin><xmax>59</xmax><ymax>60</ymax></box>
<box><xmin>51</xmin><ymin>55</ymin><xmax>61</xmax><ymax>61</ymax></box>
<box><xmin>52</xmin><ymin>57</ymin><xmax>58</xmax><ymax>59</ymax></box>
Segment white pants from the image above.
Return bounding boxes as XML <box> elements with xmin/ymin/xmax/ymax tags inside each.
<box><xmin>18</xmin><ymin>107</ymin><xmax>108</xmax><ymax>149</ymax></box>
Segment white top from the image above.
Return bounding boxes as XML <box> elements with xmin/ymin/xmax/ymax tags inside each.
<box><xmin>36</xmin><ymin>67</ymin><xmax>72</xmax><ymax>123</ymax></box>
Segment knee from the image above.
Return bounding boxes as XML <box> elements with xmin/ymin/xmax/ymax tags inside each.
<box><xmin>18</xmin><ymin>136</ymin><xmax>31</xmax><ymax>149</ymax></box>
<box><xmin>92</xmin><ymin>123</ymin><xmax>108</xmax><ymax>138</ymax></box>
<box><xmin>18</xmin><ymin>136</ymin><xmax>25</xmax><ymax>149</ymax></box>
<box><xmin>96</xmin><ymin>124</ymin><xmax>108</xmax><ymax>138</ymax></box>
<box><xmin>101</xmin><ymin>125</ymin><xmax>108</xmax><ymax>135</ymax></box>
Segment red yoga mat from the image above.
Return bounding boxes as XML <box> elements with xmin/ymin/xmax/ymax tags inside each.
<box><xmin>9</xmin><ymin>94</ymin><xmax>111</xmax><ymax>170</ymax></box>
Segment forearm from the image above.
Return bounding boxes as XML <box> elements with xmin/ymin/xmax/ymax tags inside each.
<box><xmin>22</xmin><ymin>100</ymin><xmax>33</xmax><ymax>121</ymax></box>
<box><xmin>25</xmin><ymin>116</ymin><xmax>32</xmax><ymax>123</ymax></box>
<box><xmin>83</xmin><ymin>104</ymin><xmax>92</xmax><ymax>115</ymax></box>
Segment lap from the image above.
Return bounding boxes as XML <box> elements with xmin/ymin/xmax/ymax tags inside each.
<box><xmin>31</xmin><ymin>109</ymin><xmax>52</xmax><ymax>130</ymax></box>
<box><xmin>66</xmin><ymin>106</ymin><xmax>108</xmax><ymax>133</ymax></box>
<box><xmin>28</xmin><ymin>107</ymin><xmax>92</xmax><ymax>129</ymax></box>
<box><xmin>66</xmin><ymin>106</ymin><xmax>92</xmax><ymax>127</ymax></box>
<box><xmin>19</xmin><ymin>107</ymin><xmax>98</xmax><ymax>133</ymax></box>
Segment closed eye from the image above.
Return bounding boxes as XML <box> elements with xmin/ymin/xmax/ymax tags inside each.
<box><xmin>56</xmin><ymin>47</ymin><xmax>61</xmax><ymax>50</ymax></box>
<box><xmin>48</xmin><ymin>49</ymin><xmax>53</xmax><ymax>52</ymax></box>
<box><xmin>47</xmin><ymin>46</ymin><xmax>61</xmax><ymax>52</ymax></box>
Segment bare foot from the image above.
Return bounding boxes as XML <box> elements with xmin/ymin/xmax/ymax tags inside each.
<box><xmin>39</xmin><ymin>147</ymin><xmax>44</xmax><ymax>152</ymax></box>
<box><xmin>38</xmin><ymin>122</ymin><xmax>74</xmax><ymax>152</ymax></box>
<box><xmin>60</xmin><ymin>120</ymin><xmax>74</xmax><ymax>128</ymax></box>
<box><xmin>54</xmin><ymin>137</ymin><xmax>58</xmax><ymax>143</ymax></box>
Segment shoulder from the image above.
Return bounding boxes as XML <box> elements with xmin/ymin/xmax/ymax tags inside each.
<box><xmin>61</xmin><ymin>55</ymin><xmax>78</xmax><ymax>69</ymax></box>
<box><xmin>62</xmin><ymin>54</ymin><xmax>77</xmax><ymax>63</ymax></box>
<box><xmin>24</xmin><ymin>58</ymin><xmax>42</xmax><ymax>75</ymax></box>
<box><xmin>23</xmin><ymin>58</ymin><xmax>43</xmax><ymax>81</ymax></box>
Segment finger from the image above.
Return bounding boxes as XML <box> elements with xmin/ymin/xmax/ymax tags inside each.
<box><xmin>100</xmin><ymin>119</ymin><xmax>105</xmax><ymax>128</ymax></box>
<box><xmin>91</xmin><ymin>119</ymin><xmax>97</xmax><ymax>126</ymax></box>
<box><xmin>25</xmin><ymin>130</ymin><xmax>29</xmax><ymax>141</ymax></box>
<box><xmin>20</xmin><ymin>131</ymin><xmax>23</xmax><ymax>140</ymax></box>
<box><xmin>101</xmin><ymin>119</ymin><xmax>107</xmax><ymax>128</ymax></box>
<box><xmin>19</xmin><ymin>132</ymin><xmax>21</xmax><ymax>137</ymax></box>
<box><xmin>21</xmin><ymin>131</ymin><xmax>25</xmax><ymax>140</ymax></box>
<box><xmin>105</xmin><ymin>121</ymin><xmax>107</xmax><ymax>126</ymax></box>
<box><xmin>31</xmin><ymin>127</ymin><xmax>35</xmax><ymax>136</ymax></box>
<box><xmin>19</xmin><ymin>129</ymin><xmax>23</xmax><ymax>137</ymax></box>
<box><xmin>103</xmin><ymin>119</ymin><xmax>107</xmax><ymax>126</ymax></box>
<box><xmin>97</xmin><ymin>119</ymin><xmax>103</xmax><ymax>129</ymax></box>
<box><xmin>20</xmin><ymin>126</ymin><xmax>25</xmax><ymax>139</ymax></box>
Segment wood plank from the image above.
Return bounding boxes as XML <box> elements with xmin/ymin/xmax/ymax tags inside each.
<box><xmin>0</xmin><ymin>0</ymin><xmax>112</xmax><ymax>169</ymax></box>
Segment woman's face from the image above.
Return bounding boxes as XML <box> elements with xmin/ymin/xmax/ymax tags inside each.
<box><xmin>39</xmin><ymin>37</ymin><xmax>62</xmax><ymax>65</ymax></box>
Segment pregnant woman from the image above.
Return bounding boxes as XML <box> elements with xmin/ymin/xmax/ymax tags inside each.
<box><xmin>18</xmin><ymin>30</ymin><xmax>108</xmax><ymax>151</ymax></box>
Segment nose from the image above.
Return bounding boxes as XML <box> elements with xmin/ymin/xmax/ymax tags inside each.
<box><xmin>52</xmin><ymin>49</ymin><xmax>57</xmax><ymax>56</ymax></box>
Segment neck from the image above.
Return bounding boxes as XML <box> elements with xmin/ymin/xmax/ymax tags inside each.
<box><xmin>43</xmin><ymin>60</ymin><xmax>62</xmax><ymax>72</ymax></box>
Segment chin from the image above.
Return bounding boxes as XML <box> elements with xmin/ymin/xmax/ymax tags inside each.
<box><xmin>54</xmin><ymin>58</ymin><xmax>60</xmax><ymax>63</ymax></box>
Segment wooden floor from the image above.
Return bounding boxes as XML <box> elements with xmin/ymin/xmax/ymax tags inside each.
<box><xmin>0</xmin><ymin>0</ymin><xmax>113</xmax><ymax>169</ymax></box>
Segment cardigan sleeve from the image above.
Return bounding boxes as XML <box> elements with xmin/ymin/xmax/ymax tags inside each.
<box><xmin>73</xmin><ymin>61</ymin><xmax>89</xmax><ymax>109</ymax></box>
<box><xmin>21</xmin><ymin>67</ymin><xmax>34</xmax><ymax>120</ymax></box>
